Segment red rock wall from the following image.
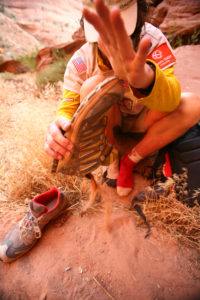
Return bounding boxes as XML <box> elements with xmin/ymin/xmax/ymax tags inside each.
<box><xmin>148</xmin><ymin>0</ymin><xmax>200</xmax><ymax>45</ymax></box>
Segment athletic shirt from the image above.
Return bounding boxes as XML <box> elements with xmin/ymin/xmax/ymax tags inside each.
<box><xmin>56</xmin><ymin>22</ymin><xmax>181</xmax><ymax>121</ymax></box>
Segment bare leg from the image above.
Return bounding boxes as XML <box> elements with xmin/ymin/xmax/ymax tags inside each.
<box><xmin>117</xmin><ymin>92</ymin><xmax>200</xmax><ymax>196</ymax></box>
<box><xmin>136</xmin><ymin>92</ymin><xmax>200</xmax><ymax>157</ymax></box>
<box><xmin>80</xmin><ymin>74</ymin><xmax>106</xmax><ymax>101</ymax></box>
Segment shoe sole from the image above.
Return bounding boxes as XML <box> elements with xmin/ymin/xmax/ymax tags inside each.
<box><xmin>52</xmin><ymin>76</ymin><xmax>124</xmax><ymax>176</ymax></box>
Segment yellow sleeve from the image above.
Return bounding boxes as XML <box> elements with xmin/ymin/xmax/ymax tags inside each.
<box><xmin>56</xmin><ymin>89</ymin><xmax>80</xmax><ymax>121</ymax></box>
<box><xmin>133</xmin><ymin>60</ymin><xmax>181</xmax><ymax>112</ymax></box>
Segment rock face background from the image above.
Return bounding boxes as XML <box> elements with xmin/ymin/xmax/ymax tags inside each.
<box><xmin>0</xmin><ymin>0</ymin><xmax>82</xmax><ymax>58</ymax></box>
<box><xmin>0</xmin><ymin>0</ymin><xmax>199</xmax><ymax>95</ymax></box>
<box><xmin>174</xmin><ymin>45</ymin><xmax>200</xmax><ymax>97</ymax></box>
<box><xmin>0</xmin><ymin>0</ymin><xmax>199</xmax><ymax>59</ymax></box>
<box><xmin>149</xmin><ymin>0</ymin><xmax>200</xmax><ymax>47</ymax></box>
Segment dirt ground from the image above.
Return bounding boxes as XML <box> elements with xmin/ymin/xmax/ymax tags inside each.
<box><xmin>0</xmin><ymin>45</ymin><xmax>200</xmax><ymax>300</ymax></box>
<box><xmin>0</xmin><ymin>201</ymin><xmax>200</xmax><ymax>300</ymax></box>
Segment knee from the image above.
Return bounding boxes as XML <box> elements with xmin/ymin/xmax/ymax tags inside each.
<box><xmin>80</xmin><ymin>75</ymin><xmax>105</xmax><ymax>102</ymax></box>
<box><xmin>181</xmin><ymin>92</ymin><xmax>200</xmax><ymax>103</ymax></box>
<box><xmin>177</xmin><ymin>92</ymin><xmax>200</xmax><ymax>126</ymax></box>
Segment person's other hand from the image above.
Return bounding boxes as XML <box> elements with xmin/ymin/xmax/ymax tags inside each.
<box><xmin>83</xmin><ymin>0</ymin><xmax>154</xmax><ymax>89</ymax></box>
<box><xmin>44</xmin><ymin>116</ymin><xmax>73</xmax><ymax>160</ymax></box>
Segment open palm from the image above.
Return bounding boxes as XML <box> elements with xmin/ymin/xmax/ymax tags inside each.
<box><xmin>83</xmin><ymin>0</ymin><xmax>154</xmax><ymax>89</ymax></box>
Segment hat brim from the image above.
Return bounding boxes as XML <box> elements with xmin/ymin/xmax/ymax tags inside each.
<box><xmin>83</xmin><ymin>2</ymin><xmax>138</xmax><ymax>43</ymax></box>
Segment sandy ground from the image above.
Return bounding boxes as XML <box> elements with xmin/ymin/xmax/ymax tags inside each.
<box><xmin>0</xmin><ymin>201</ymin><xmax>200</xmax><ymax>300</ymax></box>
<box><xmin>0</xmin><ymin>45</ymin><xmax>200</xmax><ymax>300</ymax></box>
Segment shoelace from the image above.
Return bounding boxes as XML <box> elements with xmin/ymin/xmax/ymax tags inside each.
<box><xmin>20</xmin><ymin>211</ymin><xmax>42</xmax><ymax>242</ymax></box>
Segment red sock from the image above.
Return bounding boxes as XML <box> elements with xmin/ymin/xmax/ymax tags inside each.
<box><xmin>117</xmin><ymin>154</ymin><xmax>136</xmax><ymax>188</ymax></box>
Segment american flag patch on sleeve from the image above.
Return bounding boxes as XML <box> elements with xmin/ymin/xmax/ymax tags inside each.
<box><xmin>72</xmin><ymin>57</ymin><xmax>87</xmax><ymax>74</ymax></box>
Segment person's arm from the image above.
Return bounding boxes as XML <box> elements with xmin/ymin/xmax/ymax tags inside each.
<box><xmin>45</xmin><ymin>48</ymin><xmax>87</xmax><ymax>160</ymax></box>
<box><xmin>44</xmin><ymin>89</ymin><xmax>80</xmax><ymax>160</ymax></box>
<box><xmin>83</xmin><ymin>0</ymin><xmax>181</xmax><ymax>113</ymax></box>
<box><xmin>56</xmin><ymin>89</ymin><xmax>80</xmax><ymax>121</ymax></box>
<box><xmin>130</xmin><ymin>62</ymin><xmax>181</xmax><ymax>112</ymax></box>
<box><xmin>130</xmin><ymin>22</ymin><xmax>181</xmax><ymax>112</ymax></box>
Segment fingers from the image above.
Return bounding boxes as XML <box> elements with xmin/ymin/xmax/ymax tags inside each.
<box><xmin>44</xmin><ymin>140</ymin><xmax>64</xmax><ymax>160</ymax></box>
<box><xmin>83</xmin><ymin>0</ymin><xmax>135</xmax><ymax>69</ymax></box>
<box><xmin>55</xmin><ymin>116</ymin><xmax>71</xmax><ymax>132</ymax></box>
<box><xmin>82</xmin><ymin>7</ymin><xmax>110</xmax><ymax>45</ymax></box>
<box><xmin>95</xmin><ymin>0</ymin><xmax>115</xmax><ymax>45</ymax></box>
<box><xmin>111</xmin><ymin>6</ymin><xmax>135</xmax><ymax>60</ymax></box>
<box><xmin>128</xmin><ymin>37</ymin><xmax>154</xmax><ymax>88</ymax></box>
<box><xmin>44</xmin><ymin>117</ymin><xmax>73</xmax><ymax>160</ymax></box>
<box><xmin>83</xmin><ymin>0</ymin><xmax>121</xmax><ymax>47</ymax></box>
<box><xmin>83</xmin><ymin>0</ymin><xmax>152</xmax><ymax>87</ymax></box>
<box><xmin>44</xmin><ymin>132</ymin><xmax>70</xmax><ymax>160</ymax></box>
<box><xmin>134</xmin><ymin>37</ymin><xmax>152</xmax><ymax>69</ymax></box>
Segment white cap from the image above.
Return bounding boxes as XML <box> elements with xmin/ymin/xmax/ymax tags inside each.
<box><xmin>83</xmin><ymin>0</ymin><xmax>138</xmax><ymax>42</ymax></box>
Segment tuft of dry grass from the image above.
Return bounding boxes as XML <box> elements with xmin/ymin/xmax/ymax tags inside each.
<box><xmin>0</xmin><ymin>73</ymin><xmax>82</xmax><ymax>207</ymax></box>
<box><xmin>131</xmin><ymin>176</ymin><xmax>200</xmax><ymax>251</ymax></box>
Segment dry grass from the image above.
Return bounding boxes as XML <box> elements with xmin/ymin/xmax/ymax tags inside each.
<box><xmin>143</xmin><ymin>194</ymin><xmax>200</xmax><ymax>250</ymax></box>
<box><xmin>0</xmin><ymin>73</ymin><xmax>82</xmax><ymax>208</ymax></box>
<box><xmin>131</xmin><ymin>177</ymin><xmax>200</xmax><ymax>251</ymax></box>
<box><xmin>0</xmin><ymin>72</ymin><xmax>199</xmax><ymax>252</ymax></box>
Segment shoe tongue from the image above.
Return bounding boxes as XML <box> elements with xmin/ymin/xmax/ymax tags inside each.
<box><xmin>30</xmin><ymin>200</ymin><xmax>47</xmax><ymax>217</ymax></box>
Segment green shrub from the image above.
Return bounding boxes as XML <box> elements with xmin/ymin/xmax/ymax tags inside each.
<box><xmin>36</xmin><ymin>57</ymin><xmax>70</xmax><ymax>88</ymax></box>
<box><xmin>167</xmin><ymin>28</ymin><xmax>200</xmax><ymax>49</ymax></box>
<box><xmin>0</xmin><ymin>5</ymin><xmax>5</xmax><ymax>13</ymax></box>
<box><xmin>36</xmin><ymin>50</ymin><xmax>71</xmax><ymax>88</ymax></box>
<box><xmin>190</xmin><ymin>28</ymin><xmax>200</xmax><ymax>45</ymax></box>
<box><xmin>17</xmin><ymin>50</ymin><xmax>38</xmax><ymax>72</ymax></box>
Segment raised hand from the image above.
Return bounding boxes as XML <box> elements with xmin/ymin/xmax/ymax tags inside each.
<box><xmin>83</xmin><ymin>0</ymin><xmax>154</xmax><ymax>89</ymax></box>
